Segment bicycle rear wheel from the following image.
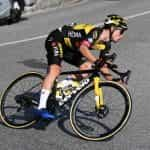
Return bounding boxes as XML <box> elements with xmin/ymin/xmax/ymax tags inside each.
<box><xmin>70</xmin><ymin>81</ymin><xmax>132</xmax><ymax>141</ymax></box>
<box><xmin>0</xmin><ymin>72</ymin><xmax>44</xmax><ymax>129</ymax></box>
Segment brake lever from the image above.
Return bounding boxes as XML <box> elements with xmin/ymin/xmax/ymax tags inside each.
<box><xmin>121</xmin><ymin>70</ymin><xmax>131</xmax><ymax>84</ymax></box>
<box><xmin>100</xmin><ymin>52</ymin><xmax>117</xmax><ymax>62</ymax></box>
<box><xmin>106</xmin><ymin>62</ymin><xmax>118</xmax><ymax>69</ymax></box>
<box><xmin>109</xmin><ymin>52</ymin><xmax>117</xmax><ymax>62</ymax></box>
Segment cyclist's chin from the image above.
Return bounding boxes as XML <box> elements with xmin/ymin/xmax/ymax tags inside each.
<box><xmin>112</xmin><ymin>39</ymin><xmax>121</xmax><ymax>43</ymax></box>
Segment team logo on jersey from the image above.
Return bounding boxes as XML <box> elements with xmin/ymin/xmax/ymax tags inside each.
<box><xmin>68</xmin><ymin>31</ymin><xmax>82</xmax><ymax>38</ymax></box>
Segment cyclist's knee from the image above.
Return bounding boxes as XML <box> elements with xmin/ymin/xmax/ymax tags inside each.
<box><xmin>47</xmin><ymin>64</ymin><xmax>61</xmax><ymax>77</ymax></box>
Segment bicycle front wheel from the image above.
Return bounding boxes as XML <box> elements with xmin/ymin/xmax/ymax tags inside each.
<box><xmin>70</xmin><ymin>81</ymin><xmax>132</xmax><ymax>141</ymax></box>
<box><xmin>0</xmin><ymin>72</ymin><xmax>44</xmax><ymax>129</ymax></box>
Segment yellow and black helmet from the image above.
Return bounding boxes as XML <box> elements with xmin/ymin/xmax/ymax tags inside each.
<box><xmin>104</xmin><ymin>14</ymin><xmax>128</xmax><ymax>30</ymax></box>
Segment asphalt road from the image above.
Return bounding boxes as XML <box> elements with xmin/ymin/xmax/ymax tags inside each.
<box><xmin>0</xmin><ymin>0</ymin><xmax>150</xmax><ymax>149</ymax></box>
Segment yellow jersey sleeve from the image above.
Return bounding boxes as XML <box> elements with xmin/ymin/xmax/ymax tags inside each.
<box><xmin>91</xmin><ymin>41</ymin><xmax>106</xmax><ymax>50</ymax></box>
<box><xmin>92</xmin><ymin>41</ymin><xmax>111</xmax><ymax>51</ymax></box>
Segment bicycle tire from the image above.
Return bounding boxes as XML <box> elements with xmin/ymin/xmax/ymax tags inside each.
<box><xmin>70</xmin><ymin>81</ymin><xmax>132</xmax><ymax>141</ymax></box>
<box><xmin>0</xmin><ymin>72</ymin><xmax>44</xmax><ymax>129</ymax></box>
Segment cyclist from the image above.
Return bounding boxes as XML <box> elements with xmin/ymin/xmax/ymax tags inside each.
<box><xmin>35</xmin><ymin>14</ymin><xmax>128</xmax><ymax>119</ymax></box>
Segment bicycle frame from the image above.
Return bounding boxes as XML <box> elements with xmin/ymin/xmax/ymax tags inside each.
<box><xmin>56</xmin><ymin>68</ymin><xmax>105</xmax><ymax>111</ymax></box>
<box><xmin>94</xmin><ymin>76</ymin><xmax>104</xmax><ymax>109</ymax></box>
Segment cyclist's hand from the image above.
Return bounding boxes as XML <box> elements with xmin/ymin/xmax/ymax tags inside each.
<box><xmin>93</xmin><ymin>59</ymin><xmax>104</xmax><ymax>69</ymax></box>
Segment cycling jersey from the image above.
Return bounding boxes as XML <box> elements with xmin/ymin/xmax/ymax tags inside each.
<box><xmin>45</xmin><ymin>23</ymin><xmax>111</xmax><ymax>66</ymax></box>
<box><xmin>61</xmin><ymin>23</ymin><xmax>109</xmax><ymax>50</ymax></box>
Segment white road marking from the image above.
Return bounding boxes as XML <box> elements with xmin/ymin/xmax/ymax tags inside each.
<box><xmin>126</xmin><ymin>10</ymin><xmax>150</xmax><ymax>19</ymax></box>
<box><xmin>0</xmin><ymin>35</ymin><xmax>47</xmax><ymax>47</ymax></box>
<box><xmin>0</xmin><ymin>10</ymin><xmax>150</xmax><ymax>47</ymax></box>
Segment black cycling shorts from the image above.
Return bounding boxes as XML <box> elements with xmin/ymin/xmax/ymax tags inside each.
<box><xmin>45</xmin><ymin>29</ymin><xmax>86</xmax><ymax>67</ymax></box>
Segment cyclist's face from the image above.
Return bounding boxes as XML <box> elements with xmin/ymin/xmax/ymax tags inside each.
<box><xmin>111</xmin><ymin>29</ymin><xmax>125</xmax><ymax>42</ymax></box>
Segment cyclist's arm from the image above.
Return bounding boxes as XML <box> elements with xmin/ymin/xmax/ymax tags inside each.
<box><xmin>79</xmin><ymin>43</ymin><xmax>115</xmax><ymax>81</ymax></box>
<box><xmin>79</xmin><ymin>44</ymin><xmax>97</xmax><ymax>63</ymax></box>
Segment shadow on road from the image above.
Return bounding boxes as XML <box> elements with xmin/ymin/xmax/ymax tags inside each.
<box><xmin>57</xmin><ymin>115</ymin><xmax>80</xmax><ymax>139</ymax></box>
<box><xmin>32</xmin><ymin>114</ymin><xmax>79</xmax><ymax>139</ymax></box>
<box><xmin>0</xmin><ymin>119</ymin><xmax>4</xmax><ymax>125</ymax></box>
<box><xmin>33</xmin><ymin>119</ymin><xmax>54</xmax><ymax>130</ymax></box>
<box><xmin>57</xmin><ymin>115</ymin><xmax>114</xmax><ymax>142</ymax></box>
<box><xmin>0</xmin><ymin>17</ymin><xmax>28</xmax><ymax>26</ymax></box>
<box><xmin>17</xmin><ymin>58</ymin><xmax>47</xmax><ymax>70</ymax></box>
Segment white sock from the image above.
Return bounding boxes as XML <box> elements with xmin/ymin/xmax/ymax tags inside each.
<box><xmin>38</xmin><ymin>89</ymin><xmax>51</xmax><ymax>109</ymax></box>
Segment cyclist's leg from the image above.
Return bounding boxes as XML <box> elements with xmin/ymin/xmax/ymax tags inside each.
<box><xmin>36</xmin><ymin>30</ymin><xmax>63</xmax><ymax>119</ymax></box>
<box><xmin>63</xmin><ymin>51</ymin><xmax>92</xmax><ymax>79</ymax></box>
<box><xmin>38</xmin><ymin>64</ymin><xmax>61</xmax><ymax>109</ymax></box>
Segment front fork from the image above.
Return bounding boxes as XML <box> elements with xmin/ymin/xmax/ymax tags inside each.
<box><xmin>94</xmin><ymin>77</ymin><xmax>104</xmax><ymax>110</ymax></box>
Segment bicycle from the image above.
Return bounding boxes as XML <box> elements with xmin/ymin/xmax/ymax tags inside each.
<box><xmin>0</xmin><ymin>52</ymin><xmax>132</xmax><ymax>141</ymax></box>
